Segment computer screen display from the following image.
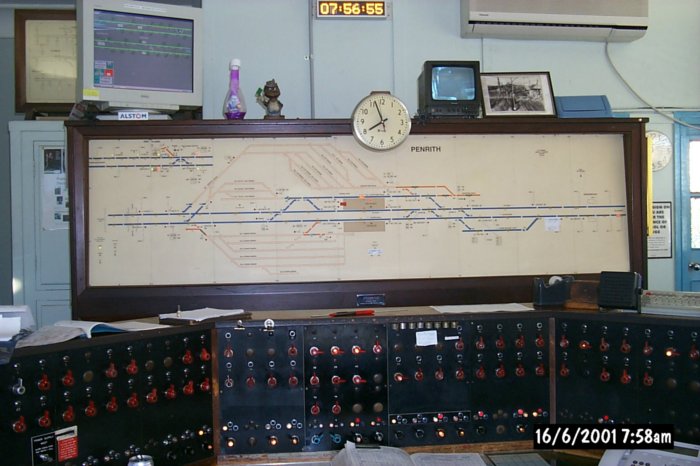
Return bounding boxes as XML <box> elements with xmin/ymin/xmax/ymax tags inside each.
<box><xmin>92</xmin><ymin>9</ymin><xmax>194</xmax><ymax>93</ymax></box>
<box><xmin>77</xmin><ymin>0</ymin><xmax>203</xmax><ymax>112</ymax></box>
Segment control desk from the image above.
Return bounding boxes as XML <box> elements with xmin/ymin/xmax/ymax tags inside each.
<box><xmin>1</xmin><ymin>325</ymin><xmax>215</xmax><ymax>466</ymax></box>
<box><xmin>2</xmin><ymin>306</ymin><xmax>698</xmax><ymax>465</ymax></box>
<box><xmin>214</xmin><ymin>307</ymin><xmax>700</xmax><ymax>460</ymax></box>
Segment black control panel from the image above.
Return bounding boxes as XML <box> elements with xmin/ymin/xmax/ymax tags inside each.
<box><xmin>217</xmin><ymin>313</ymin><xmax>551</xmax><ymax>454</ymax></box>
<box><xmin>5</xmin><ymin>310</ymin><xmax>699</xmax><ymax>462</ymax></box>
<box><xmin>0</xmin><ymin>326</ymin><xmax>214</xmax><ymax>466</ymax></box>
<box><xmin>555</xmin><ymin>313</ymin><xmax>700</xmax><ymax>441</ymax></box>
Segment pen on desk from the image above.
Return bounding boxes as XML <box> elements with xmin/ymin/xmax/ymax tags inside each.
<box><xmin>329</xmin><ymin>309</ymin><xmax>375</xmax><ymax>317</ymax></box>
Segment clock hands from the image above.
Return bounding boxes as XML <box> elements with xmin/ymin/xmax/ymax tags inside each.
<box><xmin>368</xmin><ymin>118</ymin><xmax>387</xmax><ymax>131</ymax></box>
<box><xmin>369</xmin><ymin>101</ymin><xmax>387</xmax><ymax>132</ymax></box>
<box><xmin>374</xmin><ymin>100</ymin><xmax>384</xmax><ymax>120</ymax></box>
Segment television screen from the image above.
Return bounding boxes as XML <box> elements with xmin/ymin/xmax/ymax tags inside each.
<box><xmin>418</xmin><ymin>60</ymin><xmax>481</xmax><ymax>118</ymax></box>
<box><xmin>92</xmin><ymin>9</ymin><xmax>194</xmax><ymax>93</ymax></box>
<box><xmin>431</xmin><ymin>66</ymin><xmax>476</xmax><ymax>101</ymax></box>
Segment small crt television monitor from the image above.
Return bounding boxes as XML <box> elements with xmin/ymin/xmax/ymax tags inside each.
<box><xmin>417</xmin><ymin>61</ymin><xmax>482</xmax><ymax>118</ymax></box>
<box><xmin>77</xmin><ymin>0</ymin><xmax>203</xmax><ymax>113</ymax></box>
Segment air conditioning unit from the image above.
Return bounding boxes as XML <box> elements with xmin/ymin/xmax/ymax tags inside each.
<box><xmin>461</xmin><ymin>0</ymin><xmax>648</xmax><ymax>42</ymax></box>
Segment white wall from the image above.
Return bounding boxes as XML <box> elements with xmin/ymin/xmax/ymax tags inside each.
<box><xmin>1</xmin><ymin>0</ymin><xmax>698</xmax><ymax>304</ymax></box>
<box><xmin>200</xmin><ymin>0</ymin><xmax>699</xmax><ymax>290</ymax></box>
<box><xmin>201</xmin><ymin>0</ymin><xmax>700</xmax><ymax>118</ymax></box>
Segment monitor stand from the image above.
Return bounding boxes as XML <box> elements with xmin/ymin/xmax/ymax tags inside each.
<box><xmin>96</xmin><ymin>110</ymin><xmax>172</xmax><ymax>121</ymax></box>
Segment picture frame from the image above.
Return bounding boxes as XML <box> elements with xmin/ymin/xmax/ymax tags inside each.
<box><xmin>14</xmin><ymin>9</ymin><xmax>77</xmax><ymax>115</ymax></box>
<box><xmin>480</xmin><ymin>72</ymin><xmax>556</xmax><ymax>117</ymax></box>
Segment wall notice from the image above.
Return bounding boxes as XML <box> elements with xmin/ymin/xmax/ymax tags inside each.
<box><xmin>42</xmin><ymin>146</ymin><xmax>69</xmax><ymax>231</ymax></box>
<box><xmin>648</xmin><ymin>201</ymin><xmax>672</xmax><ymax>259</ymax></box>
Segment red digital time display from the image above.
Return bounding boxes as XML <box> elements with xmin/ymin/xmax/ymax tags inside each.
<box><xmin>316</xmin><ymin>1</ymin><xmax>387</xmax><ymax>18</ymax></box>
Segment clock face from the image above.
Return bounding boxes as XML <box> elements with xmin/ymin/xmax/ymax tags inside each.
<box><xmin>352</xmin><ymin>92</ymin><xmax>411</xmax><ymax>151</ymax></box>
<box><xmin>647</xmin><ymin>130</ymin><xmax>672</xmax><ymax>171</ymax></box>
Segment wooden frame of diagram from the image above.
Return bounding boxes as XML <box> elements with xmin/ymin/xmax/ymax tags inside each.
<box><xmin>65</xmin><ymin>118</ymin><xmax>647</xmax><ymax>322</ymax></box>
<box><xmin>14</xmin><ymin>9</ymin><xmax>76</xmax><ymax>115</ymax></box>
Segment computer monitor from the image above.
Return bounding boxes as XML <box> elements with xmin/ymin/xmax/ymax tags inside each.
<box><xmin>77</xmin><ymin>0</ymin><xmax>203</xmax><ymax>113</ymax></box>
<box><xmin>417</xmin><ymin>61</ymin><xmax>482</xmax><ymax>118</ymax></box>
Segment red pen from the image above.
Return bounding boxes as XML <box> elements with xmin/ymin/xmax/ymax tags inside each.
<box><xmin>327</xmin><ymin>309</ymin><xmax>375</xmax><ymax>318</ymax></box>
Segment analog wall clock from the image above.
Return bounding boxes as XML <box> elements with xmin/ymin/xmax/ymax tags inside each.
<box><xmin>351</xmin><ymin>91</ymin><xmax>411</xmax><ymax>151</ymax></box>
<box><xmin>647</xmin><ymin>130</ymin><xmax>672</xmax><ymax>172</ymax></box>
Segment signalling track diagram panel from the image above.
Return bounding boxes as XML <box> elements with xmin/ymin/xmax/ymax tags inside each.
<box><xmin>87</xmin><ymin>134</ymin><xmax>629</xmax><ymax>287</ymax></box>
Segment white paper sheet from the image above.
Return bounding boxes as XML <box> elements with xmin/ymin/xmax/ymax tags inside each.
<box><xmin>431</xmin><ymin>303</ymin><xmax>534</xmax><ymax>314</ymax></box>
<box><xmin>0</xmin><ymin>304</ymin><xmax>36</xmax><ymax>330</ymax></box>
<box><xmin>158</xmin><ymin>307</ymin><xmax>246</xmax><ymax>322</ymax></box>
<box><xmin>0</xmin><ymin>316</ymin><xmax>21</xmax><ymax>341</ymax></box>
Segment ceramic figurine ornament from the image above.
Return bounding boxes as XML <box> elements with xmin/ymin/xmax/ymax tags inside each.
<box><xmin>256</xmin><ymin>79</ymin><xmax>284</xmax><ymax>119</ymax></box>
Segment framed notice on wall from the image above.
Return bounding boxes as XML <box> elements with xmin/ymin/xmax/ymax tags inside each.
<box><xmin>14</xmin><ymin>9</ymin><xmax>77</xmax><ymax>115</ymax></box>
<box><xmin>648</xmin><ymin>201</ymin><xmax>672</xmax><ymax>259</ymax></box>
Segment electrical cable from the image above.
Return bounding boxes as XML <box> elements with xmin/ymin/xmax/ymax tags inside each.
<box><xmin>604</xmin><ymin>41</ymin><xmax>700</xmax><ymax>130</ymax></box>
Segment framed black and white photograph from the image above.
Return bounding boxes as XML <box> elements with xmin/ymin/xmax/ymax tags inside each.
<box><xmin>480</xmin><ymin>72</ymin><xmax>556</xmax><ymax>117</ymax></box>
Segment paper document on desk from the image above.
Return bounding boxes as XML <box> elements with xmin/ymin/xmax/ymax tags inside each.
<box><xmin>0</xmin><ymin>305</ymin><xmax>35</xmax><ymax>331</ymax></box>
<box><xmin>332</xmin><ymin>442</ymin><xmax>488</xmax><ymax>466</ymax></box>
<box><xmin>432</xmin><ymin>303</ymin><xmax>533</xmax><ymax>314</ymax></box>
<box><xmin>110</xmin><ymin>321</ymin><xmax>170</xmax><ymax>331</ymax></box>
<box><xmin>16</xmin><ymin>320</ymin><xmax>170</xmax><ymax>347</ymax></box>
<box><xmin>15</xmin><ymin>326</ymin><xmax>85</xmax><ymax>347</ymax></box>
<box><xmin>411</xmin><ymin>453</ymin><xmax>489</xmax><ymax>466</ymax></box>
<box><xmin>0</xmin><ymin>316</ymin><xmax>22</xmax><ymax>342</ymax></box>
<box><xmin>54</xmin><ymin>320</ymin><xmax>168</xmax><ymax>338</ymax></box>
<box><xmin>158</xmin><ymin>307</ymin><xmax>246</xmax><ymax>322</ymax></box>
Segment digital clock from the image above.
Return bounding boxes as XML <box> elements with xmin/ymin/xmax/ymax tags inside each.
<box><xmin>316</xmin><ymin>1</ymin><xmax>388</xmax><ymax>18</ymax></box>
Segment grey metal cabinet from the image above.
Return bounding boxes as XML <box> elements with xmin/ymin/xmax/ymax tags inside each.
<box><xmin>9</xmin><ymin>121</ymin><xmax>71</xmax><ymax>327</ymax></box>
